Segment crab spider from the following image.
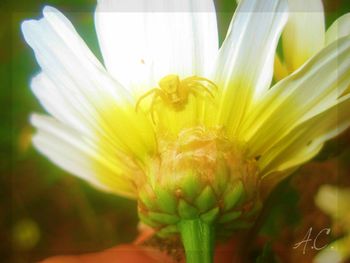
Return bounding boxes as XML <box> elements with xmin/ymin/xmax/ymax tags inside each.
<box><xmin>136</xmin><ymin>74</ymin><xmax>218</xmax><ymax>123</ymax></box>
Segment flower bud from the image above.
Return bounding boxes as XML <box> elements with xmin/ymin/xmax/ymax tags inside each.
<box><xmin>137</xmin><ymin>126</ymin><xmax>261</xmax><ymax>238</ymax></box>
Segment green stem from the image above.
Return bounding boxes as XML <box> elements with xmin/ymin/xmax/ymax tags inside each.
<box><xmin>178</xmin><ymin>219</ymin><xmax>215</xmax><ymax>263</ymax></box>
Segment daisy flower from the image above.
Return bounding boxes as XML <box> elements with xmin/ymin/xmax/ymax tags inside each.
<box><xmin>21</xmin><ymin>0</ymin><xmax>350</xmax><ymax>262</ymax></box>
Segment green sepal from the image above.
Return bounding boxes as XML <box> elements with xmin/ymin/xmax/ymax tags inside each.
<box><xmin>181</xmin><ymin>171</ymin><xmax>202</xmax><ymax>201</ymax></box>
<box><xmin>195</xmin><ymin>186</ymin><xmax>217</xmax><ymax>213</ymax></box>
<box><xmin>218</xmin><ymin>211</ymin><xmax>241</xmax><ymax>223</ymax></box>
<box><xmin>178</xmin><ymin>199</ymin><xmax>198</xmax><ymax>219</ymax></box>
<box><xmin>138</xmin><ymin>187</ymin><xmax>156</xmax><ymax>210</ymax></box>
<box><xmin>157</xmin><ymin>225</ymin><xmax>179</xmax><ymax>238</ymax></box>
<box><xmin>223</xmin><ymin>181</ymin><xmax>244</xmax><ymax>211</ymax></box>
<box><xmin>138</xmin><ymin>212</ymin><xmax>159</xmax><ymax>228</ymax></box>
<box><xmin>148</xmin><ymin>212</ymin><xmax>180</xmax><ymax>225</ymax></box>
<box><xmin>154</xmin><ymin>186</ymin><xmax>177</xmax><ymax>214</ymax></box>
<box><xmin>200</xmin><ymin>207</ymin><xmax>219</xmax><ymax>224</ymax></box>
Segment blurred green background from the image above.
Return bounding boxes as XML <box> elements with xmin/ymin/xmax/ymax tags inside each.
<box><xmin>1</xmin><ymin>0</ymin><xmax>350</xmax><ymax>262</ymax></box>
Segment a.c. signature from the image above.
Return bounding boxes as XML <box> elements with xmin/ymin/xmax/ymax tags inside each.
<box><xmin>293</xmin><ymin>227</ymin><xmax>331</xmax><ymax>255</ymax></box>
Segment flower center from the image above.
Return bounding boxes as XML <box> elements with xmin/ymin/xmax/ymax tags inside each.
<box><xmin>137</xmin><ymin>126</ymin><xmax>261</xmax><ymax>237</ymax></box>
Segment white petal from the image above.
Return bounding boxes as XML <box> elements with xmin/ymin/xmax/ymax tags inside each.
<box><xmin>31</xmin><ymin>114</ymin><xmax>137</xmax><ymax>198</ymax></box>
<box><xmin>95</xmin><ymin>0</ymin><xmax>218</xmax><ymax>96</ymax></box>
<box><xmin>214</xmin><ymin>0</ymin><xmax>288</xmax><ymax>134</ymax></box>
<box><xmin>241</xmin><ymin>35</ymin><xmax>350</xmax><ymax>156</ymax></box>
<box><xmin>31</xmin><ymin>73</ymin><xmax>91</xmax><ymax>135</ymax></box>
<box><xmin>326</xmin><ymin>13</ymin><xmax>350</xmax><ymax>46</ymax></box>
<box><xmin>21</xmin><ymin>6</ymin><xmax>132</xmax><ymax>104</ymax></box>
<box><xmin>22</xmin><ymin>6</ymin><xmax>156</xmax><ymax>159</ymax></box>
<box><xmin>282</xmin><ymin>0</ymin><xmax>325</xmax><ymax>71</ymax></box>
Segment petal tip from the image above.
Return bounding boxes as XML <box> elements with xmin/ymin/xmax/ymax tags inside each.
<box><xmin>43</xmin><ymin>5</ymin><xmax>58</xmax><ymax>15</ymax></box>
<box><xmin>20</xmin><ymin>19</ymin><xmax>35</xmax><ymax>39</ymax></box>
<box><xmin>29</xmin><ymin>113</ymin><xmax>42</xmax><ymax>127</ymax></box>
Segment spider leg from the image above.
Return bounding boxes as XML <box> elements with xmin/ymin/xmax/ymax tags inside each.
<box><xmin>189</xmin><ymin>89</ymin><xmax>217</xmax><ymax>109</ymax></box>
<box><xmin>181</xmin><ymin>76</ymin><xmax>196</xmax><ymax>81</ymax></box>
<box><xmin>182</xmin><ymin>76</ymin><xmax>218</xmax><ymax>91</ymax></box>
<box><xmin>188</xmin><ymin>89</ymin><xmax>200</xmax><ymax>97</ymax></box>
<box><xmin>150</xmin><ymin>92</ymin><xmax>159</xmax><ymax>124</ymax></box>
<box><xmin>195</xmin><ymin>77</ymin><xmax>218</xmax><ymax>90</ymax></box>
<box><xmin>135</xmin><ymin>88</ymin><xmax>158</xmax><ymax>112</ymax></box>
<box><xmin>188</xmin><ymin>83</ymin><xmax>215</xmax><ymax>99</ymax></box>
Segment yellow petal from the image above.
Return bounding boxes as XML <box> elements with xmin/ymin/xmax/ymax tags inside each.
<box><xmin>240</xmin><ymin>35</ymin><xmax>350</xmax><ymax>157</ymax></box>
<box><xmin>326</xmin><ymin>15</ymin><xmax>350</xmax><ymax>95</ymax></box>
<box><xmin>274</xmin><ymin>54</ymin><xmax>289</xmax><ymax>81</ymax></box>
<box><xmin>315</xmin><ymin>185</ymin><xmax>350</xmax><ymax>219</ymax></box>
<box><xmin>314</xmin><ymin>236</ymin><xmax>350</xmax><ymax>263</ymax></box>
<box><xmin>282</xmin><ymin>0</ymin><xmax>325</xmax><ymax>71</ymax></box>
<box><xmin>326</xmin><ymin>13</ymin><xmax>350</xmax><ymax>46</ymax></box>
<box><xmin>260</xmin><ymin>93</ymin><xmax>350</xmax><ymax>176</ymax></box>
